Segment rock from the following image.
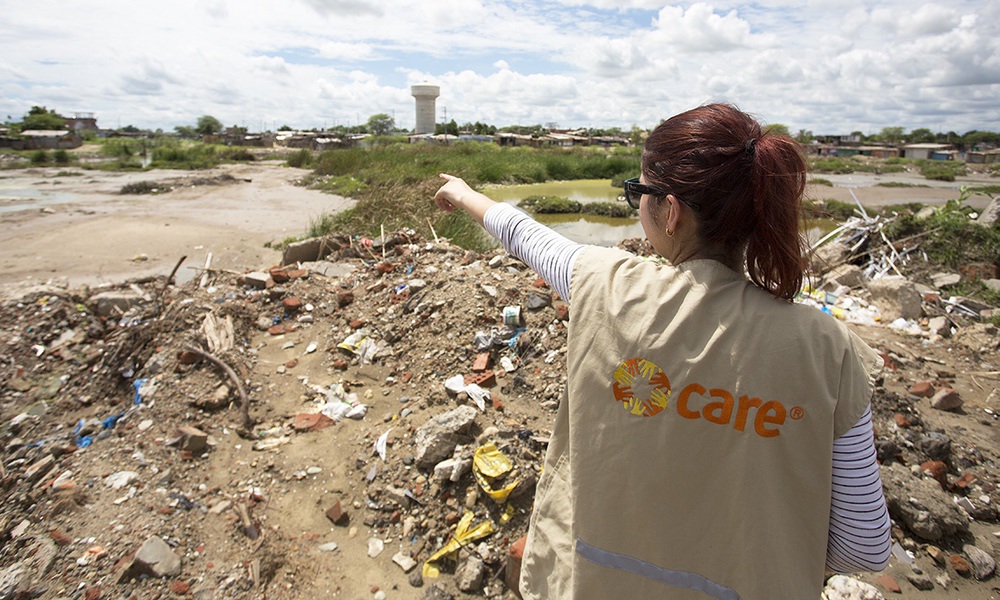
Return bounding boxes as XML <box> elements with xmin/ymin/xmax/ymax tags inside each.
<box><xmin>905</xmin><ymin>572</ymin><xmax>934</xmax><ymax>591</ymax></box>
<box><xmin>105</xmin><ymin>470</ymin><xmax>139</xmax><ymax>489</ymax></box>
<box><xmin>811</xmin><ymin>241</ymin><xmax>849</xmax><ymax>273</ymax></box>
<box><xmin>367</xmin><ymin>537</ymin><xmax>384</xmax><ymax>558</ymax></box>
<box><xmin>821</xmin><ymin>575</ymin><xmax>884</xmax><ymax>600</ymax></box>
<box><xmin>25</xmin><ymin>454</ymin><xmax>55</xmax><ymax>482</ymax></box>
<box><xmin>934</xmin><ymin>573</ymin><xmax>950</xmax><ymax>589</ymax></box>
<box><xmin>89</xmin><ymin>291</ymin><xmax>145</xmax><ymax>317</ymax></box>
<box><xmin>132</xmin><ymin>535</ymin><xmax>181</xmax><ymax>578</ymax></box>
<box><xmin>868</xmin><ymin>276</ymin><xmax>923</xmax><ymax>321</ymax></box>
<box><xmin>255</xmin><ymin>316</ymin><xmax>272</xmax><ymax>331</ymax></box>
<box><xmin>526</xmin><ymin>293</ymin><xmax>550</xmax><ymax>310</ymax></box>
<box><xmin>242</xmin><ymin>272</ymin><xmax>271</xmax><ymax>289</ymax></box>
<box><xmin>963</xmin><ymin>544</ymin><xmax>996</xmax><ymax>580</ymax></box>
<box><xmin>281</xmin><ymin>237</ymin><xmax>326</xmax><ymax>265</ymax></box>
<box><xmin>929</xmin><ymin>272</ymin><xmax>961</xmax><ymax>288</ymax></box>
<box><xmin>421</xmin><ymin>584</ymin><xmax>455</xmax><ymax>600</ymax></box>
<box><xmin>951</xmin><ymin>553</ymin><xmax>970</xmax><ymax>577</ymax></box>
<box><xmin>984</xmin><ymin>278</ymin><xmax>1000</xmax><ymax>294</ymax></box>
<box><xmin>918</xmin><ymin>434</ymin><xmax>951</xmax><ymax>462</ymax></box>
<box><xmin>318</xmin><ymin>542</ymin><xmax>338</xmax><ymax>552</ymax></box>
<box><xmin>169</xmin><ymin>426</ymin><xmax>209</xmax><ymax>453</ymax></box>
<box><xmin>456</xmin><ymin>554</ymin><xmax>485</xmax><ymax>592</ymax></box>
<box><xmin>325</xmin><ymin>500</ymin><xmax>349</xmax><ymax>525</ymax></box>
<box><xmin>301</xmin><ymin>260</ymin><xmax>355</xmax><ymax>278</ymax></box>
<box><xmin>413</xmin><ymin>406</ymin><xmax>479</xmax><ymax>468</ymax></box>
<box><xmin>408</xmin><ymin>569</ymin><xmax>424</xmax><ymax>587</ymax></box>
<box><xmin>0</xmin><ymin>563</ymin><xmax>27</xmax><ymax>600</ymax></box>
<box><xmin>826</xmin><ymin>264</ymin><xmax>867</xmax><ymax>289</ymax></box>
<box><xmin>881</xmin><ymin>463</ymin><xmax>969</xmax><ymax>541</ymax></box>
<box><xmin>171</xmin><ymin>580</ymin><xmax>190</xmax><ymax>594</ymax></box>
<box><xmin>978</xmin><ymin>196</ymin><xmax>1000</xmax><ymax>226</ymax></box>
<box><xmin>930</xmin><ymin>388</ymin><xmax>962</xmax><ymax>412</ymax></box>
<box><xmin>392</xmin><ymin>551</ymin><xmax>417</xmax><ymax>573</ymax></box>
<box><xmin>927</xmin><ymin>316</ymin><xmax>950</xmax><ymax>337</ymax></box>
<box><xmin>875</xmin><ymin>574</ymin><xmax>900</xmax><ymax>594</ymax></box>
<box><xmin>908</xmin><ymin>381</ymin><xmax>935</xmax><ymax>398</ymax></box>
<box><xmin>926</xmin><ymin>545</ymin><xmax>946</xmax><ymax>566</ymax></box>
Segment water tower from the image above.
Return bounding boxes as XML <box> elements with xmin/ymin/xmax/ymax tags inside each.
<box><xmin>411</xmin><ymin>84</ymin><xmax>440</xmax><ymax>134</ymax></box>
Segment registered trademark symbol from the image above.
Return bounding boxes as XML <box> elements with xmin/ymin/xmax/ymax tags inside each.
<box><xmin>790</xmin><ymin>406</ymin><xmax>804</xmax><ymax>420</ymax></box>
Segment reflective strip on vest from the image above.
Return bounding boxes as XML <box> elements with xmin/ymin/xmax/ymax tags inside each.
<box><xmin>575</xmin><ymin>538</ymin><xmax>742</xmax><ymax>600</ymax></box>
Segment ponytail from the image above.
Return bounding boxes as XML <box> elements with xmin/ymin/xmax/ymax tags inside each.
<box><xmin>643</xmin><ymin>104</ymin><xmax>807</xmax><ymax>300</ymax></box>
<box><xmin>746</xmin><ymin>135</ymin><xmax>806</xmax><ymax>300</ymax></box>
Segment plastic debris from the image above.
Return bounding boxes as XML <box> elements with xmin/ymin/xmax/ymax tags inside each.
<box><xmin>375</xmin><ymin>429</ymin><xmax>391</xmax><ymax>461</ymax></box>
<box><xmin>472</xmin><ymin>441</ymin><xmax>519</xmax><ymax>504</ymax></box>
<box><xmin>422</xmin><ymin>511</ymin><xmax>495</xmax><ymax>579</ymax></box>
<box><xmin>444</xmin><ymin>375</ymin><xmax>491</xmax><ymax>411</ymax></box>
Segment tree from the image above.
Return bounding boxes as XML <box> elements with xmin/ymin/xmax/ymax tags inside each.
<box><xmin>19</xmin><ymin>106</ymin><xmax>66</xmax><ymax>131</ymax></box>
<box><xmin>908</xmin><ymin>128</ymin><xmax>935</xmax><ymax>144</ymax></box>
<box><xmin>763</xmin><ymin>123</ymin><xmax>790</xmax><ymax>137</ymax></box>
<box><xmin>795</xmin><ymin>129</ymin><xmax>814</xmax><ymax>143</ymax></box>
<box><xmin>174</xmin><ymin>125</ymin><xmax>198</xmax><ymax>139</ymax></box>
<box><xmin>196</xmin><ymin>115</ymin><xmax>223</xmax><ymax>136</ymax></box>
<box><xmin>278</xmin><ymin>124</ymin><xmax>293</xmax><ymax>131</ymax></box>
<box><xmin>366</xmin><ymin>113</ymin><xmax>395</xmax><ymax>136</ymax></box>
<box><xmin>435</xmin><ymin>119</ymin><xmax>459</xmax><ymax>136</ymax></box>
<box><xmin>878</xmin><ymin>126</ymin><xmax>905</xmax><ymax>145</ymax></box>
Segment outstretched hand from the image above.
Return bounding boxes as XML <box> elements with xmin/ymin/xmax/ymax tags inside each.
<box><xmin>434</xmin><ymin>173</ymin><xmax>475</xmax><ymax>212</ymax></box>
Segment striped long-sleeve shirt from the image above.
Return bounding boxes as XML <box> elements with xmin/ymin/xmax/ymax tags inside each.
<box><xmin>484</xmin><ymin>202</ymin><xmax>891</xmax><ymax>572</ymax></box>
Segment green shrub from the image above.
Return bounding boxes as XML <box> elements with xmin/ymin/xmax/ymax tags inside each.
<box><xmin>919</xmin><ymin>160</ymin><xmax>966</xmax><ymax>181</ymax></box>
<box><xmin>311</xmin><ymin>175</ymin><xmax>367</xmax><ymax>196</ymax></box>
<box><xmin>286</xmin><ymin>148</ymin><xmax>313</xmax><ymax>168</ymax></box>
<box><xmin>875</xmin><ymin>182</ymin><xmax>928</xmax><ymax>188</ymax></box>
<box><xmin>808</xmin><ymin>178</ymin><xmax>833</xmax><ymax>186</ymax></box>
<box><xmin>518</xmin><ymin>195</ymin><xmax>581</xmax><ymax>213</ymax></box>
<box><xmin>29</xmin><ymin>150</ymin><xmax>49</xmax><ymax>165</ymax></box>
<box><xmin>581</xmin><ymin>202</ymin><xmax>636</xmax><ymax>218</ymax></box>
<box><xmin>120</xmin><ymin>181</ymin><xmax>171</xmax><ymax>194</ymax></box>
<box><xmin>803</xmin><ymin>198</ymin><xmax>857</xmax><ymax>220</ymax></box>
<box><xmin>53</xmin><ymin>149</ymin><xmax>71</xmax><ymax>165</ymax></box>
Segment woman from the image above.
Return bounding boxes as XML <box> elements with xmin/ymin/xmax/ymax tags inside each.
<box><xmin>434</xmin><ymin>104</ymin><xmax>890</xmax><ymax>599</ymax></box>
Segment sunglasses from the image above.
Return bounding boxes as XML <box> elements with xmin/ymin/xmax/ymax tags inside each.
<box><xmin>622</xmin><ymin>177</ymin><xmax>700</xmax><ymax>212</ymax></box>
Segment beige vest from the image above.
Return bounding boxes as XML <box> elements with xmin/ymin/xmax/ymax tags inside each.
<box><xmin>520</xmin><ymin>247</ymin><xmax>880</xmax><ymax>600</ymax></box>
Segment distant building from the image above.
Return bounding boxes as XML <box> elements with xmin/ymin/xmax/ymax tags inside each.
<box><xmin>64</xmin><ymin>112</ymin><xmax>98</xmax><ymax>132</ymax></box>
<box><xmin>0</xmin><ymin>130</ymin><xmax>83</xmax><ymax>150</ymax></box>
<box><xmin>411</xmin><ymin>84</ymin><xmax>440</xmax><ymax>135</ymax></box>
<box><xmin>901</xmin><ymin>143</ymin><xmax>953</xmax><ymax>160</ymax></box>
<box><xmin>966</xmin><ymin>149</ymin><xmax>1000</xmax><ymax>164</ymax></box>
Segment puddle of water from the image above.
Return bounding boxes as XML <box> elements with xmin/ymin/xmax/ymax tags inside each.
<box><xmin>486</xmin><ymin>179</ymin><xmax>642</xmax><ymax>245</ymax></box>
<box><xmin>0</xmin><ymin>186</ymin><xmax>80</xmax><ymax>213</ymax></box>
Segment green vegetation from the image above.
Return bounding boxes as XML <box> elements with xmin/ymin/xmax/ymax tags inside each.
<box><xmin>883</xmin><ymin>187</ymin><xmax>1000</xmax><ymax>269</ymax></box>
<box><xmin>803</xmin><ymin>198</ymin><xmax>858</xmax><ymax>220</ymax></box>
<box><xmin>967</xmin><ymin>185</ymin><xmax>1000</xmax><ymax>195</ymax></box>
<box><xmin>518</xmin><ymin>195</ymin><xmax>581</xmax><ymax>213</ymax></box>
<box><xmin>120</xmin><ymin>181</ymin><xmax>171</xmax><ymax>195</ymax></box>
<box><xmin>11</xmin><ymin>106</ymin><xmax>66</xmax><ymax>133</ymax></box>
<box><xmin>582</xmin><ymin>202</ymin><xmax>637</xmax><ymax>218</ymax></box>
<box><xmin>808</xmin><ymin>177</ymin><xmax>833</xmax><ymax>186</ymax></box>
<box><xmin>29</xmin><ymin>150</ymin><xmax>49</xmax><ymax>165</ymax></box>
<box><xmin>53</xmin><ymin>149</ymin><xmax>71</xmax><ymax>165</ymax></box>
<box><xmin>875</xmin><ymin>182</ymin><xmax>929</xmax><ymax>188</ymax></box>
<box><xmin>308</xmin><ymin>174</ymin><xmax>367</xmax><ymax>197</ymax></box>
<box><xmin>196</xmin><ymin>115</ymin><xmax>223</xmax><ymax>136</ymax></box>
<box><xmin>918</xmin><ymin>160</ymin><xmax>967</xmax><ymax>182</ymax></box>
<box><xmin>286</xmin><ymin>148</ymin><xmax>314</xmax><ymax>168</ymax></box>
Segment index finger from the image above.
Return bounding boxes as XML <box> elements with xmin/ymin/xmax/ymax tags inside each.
<box><xmin>439</xmin><ymin>173</ymin><xmax>458</xmax><ymax>181</ymax></box>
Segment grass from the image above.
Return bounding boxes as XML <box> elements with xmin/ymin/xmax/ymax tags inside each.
<box><xmin>120</xmin><ymin>181</ymin><xmax>172</xmax><ymax>195</ymax></box>
<box><xmin>876</xmin><ymin>182</ymin><xmax>930</xmax><ymax>188</ymax></box>
<box><xmin>967</xmin><ymin>184</ymin><xmax>1000</xmax><ymax>195</ymax></box>
<box><xmin>298</xmin><ymin>143</ymin><xmax>642</xmax><ymax>249</ymax></box>
<box><xmin>803</xmin><ymin>198</ymin><xmax>858</xmax><ymax>220</ymax></box>
<box><xmin>808</xmin><ymin>178</ymin><xmax>833</xmax><ymax>186</ymax></box>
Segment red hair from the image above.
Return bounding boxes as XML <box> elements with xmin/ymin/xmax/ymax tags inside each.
<box><xmin>642</xmin><ymin>103</ymin><xmax>806</xmax><ymax>300</ymax></box>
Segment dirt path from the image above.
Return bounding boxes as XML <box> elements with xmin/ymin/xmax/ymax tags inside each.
<box><xmin>0</xmin><ymin>163</ymin><xmax>355</xmax><ymax>287</ymax></box>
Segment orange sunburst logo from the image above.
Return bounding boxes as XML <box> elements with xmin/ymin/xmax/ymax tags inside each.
<box><xmin>611</xmin><ymin>358</ymin><xmax>671</xmax><ymax>417</ymax></box>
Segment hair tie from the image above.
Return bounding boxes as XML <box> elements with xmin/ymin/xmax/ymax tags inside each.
<box><xmin>745</xmin><ymin>138</ymin><xmax>757</xmax><ymax>155</ymax></box>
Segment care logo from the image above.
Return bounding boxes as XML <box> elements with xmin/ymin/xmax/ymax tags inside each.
<box><xmin>612</xmin><ymin>358</ymin><xmax>671</xmax><ymax>417</ymax></box>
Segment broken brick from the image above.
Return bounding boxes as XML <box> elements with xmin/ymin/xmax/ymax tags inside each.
<box><xmin>532</xmin><ymin>277</ymin><xmax>548</xmax><ymax>288</ymax></box>
<box><xmin>401</xmin><ymin>372</ymin><xmax>413</xmax><ymax>384</ymax></box>
<box><xmin>325</xmin><ymin>500</ymin><xmax>349</xmax><ymax>525</ymax></box>
<box><xmin>49</xmin><ymin>529</ymin><xmax>73</xmax><ymax>546</ymax></box>
<box><xmin>464</xmin><ymin>370</ymin><xmax>496</xmax><ymax>387</ymax></box>
<box><xmin>267</xmin><ymin>323</ymin><xmax>296</xmax><ymax>336</ymax></box>
<box><xmin>337</xmin><ymin>291</ymin><xmax>355</xmax><ymax>307</ymax></box>
<box><xmin>282</xmin><ymin>297</ymin><xmax>302</xmax><ymax>312</ymax></box>
<box><xmin>554</xmin><ymin>302</ymin><xmax>570</xmax><ymax>321</ymax></box>
<box><xmin>951</xmin><ymin>554</ymin><xmax>971</xmax><ymax>577</ymax></box>
<box><xmin>920</xmin><ymin>460</ymin><xmax>948</xmax><ymax>485</ymax></box>
<box><xmin>293</xmin><ymin>413</ymin><xmax>334</xmax><ymax>432</ymax></box>
<box><xmin>376</xmin><ymin>262</ymin><xmax>394</xmax><ymax>274</ymax></box>
<box><xmin>876</xmin><ymin>574</ymin><xmax>901</xmax><ymax>593</ymax></box>
<box><xmin>909</xmin><ymin>381</ymin><xmax>935</xmax><ymax>397</ymax></box>
<box><xmin>472</xmin><ymin>353</ymin><xmax>491</xmax><ymax>372</ymax></box>
<box><xmin>893</xmin><ymin>413</ymin><xmax>911</xmax><ymax>428</ymax></box>
<box><xmin>177</xmin><ymin>350</ymin><xmax>201</xmax><ymax>365</ymax></box>
<box><xmin>170</xmin><ymin>580</ymin><xmax>190</xmax><ymax>595</ymax></box>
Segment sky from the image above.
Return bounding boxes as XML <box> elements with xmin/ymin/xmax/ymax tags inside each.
<box><xmin>1</xmin><ymin>0</ymin><xmax>998</xmax><ymax>135</ymax></box>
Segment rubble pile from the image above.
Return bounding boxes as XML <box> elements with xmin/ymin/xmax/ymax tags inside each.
<box><xmin>0</xmin><ymin>226</ymin><xmax>996</xmax><ymax>598</ymax></box>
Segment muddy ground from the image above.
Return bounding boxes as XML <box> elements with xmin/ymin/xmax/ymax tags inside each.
<box><xmin>0</xmin><ymin>161</ymin><xmax>997</xmax><ymax>599</ymax></box>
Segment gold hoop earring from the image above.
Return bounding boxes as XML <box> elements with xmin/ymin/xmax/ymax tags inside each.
<box><xmin>666</xmin><ymin>228</ymin><xmax>674</xmax><ymax>237</ymax></box>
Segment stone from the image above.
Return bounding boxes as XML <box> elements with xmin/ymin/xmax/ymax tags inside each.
<box><xmin>318</xmin><ymin>542</ymin><xmax>338</xmax><ymax>552</ymax></box>
<box><xmin>930</xmin><ymin>388</ymin><xmax>962</xmax><ymax>412</ymax></box>
<box><xmin>929</xmin><ymin>272</ymin><xmax>961</xmax><ymax>288</ymax></box>
<box><xmin>367</xmin><ymin>537</ymin><xmax>384</xmax><ymax>558</ymax></box>
<box><xmin>89</xmin><ymin>291</ymin><xmax>145</xmax><ymax>317</ymax></box>
<box><xmin>408</xmin><ymin>569</ymin><xmax>424</xmax><ymax>587</ymax></box>
<box><xmin>908</xmin><ymin>381</ymin><xmax>935</xmax><ymax>398</ymax></box>
<box><xmin>281</xmin><ymin>237</ymin><xmax>326</xmax><ymax>265</ymax></box>
<box><xmin>25</xmin><ymin>454</ymin><xmax>55</xmax><ymax>482</ymax></box>
<box><xmin>105</xmin><ymin>470</ymin><xmax>139</xmax><ymax>489</ymax></box>
<box><xmin>984</xmin><ymin>278</ymin><xmax>1000</xmax><ymax>294</ymax></box>
<box><xmin>810</xmin><ymin>241</ymin><xmax>849</xmax><ymax>273</ymax></box>
<box><xmin>881</xmin><ymin>463</ymin><xmax>969</xmax><ymax>542</ymax></box>
<box><xmin>132</xmin><ymin>535</ymin><xmax>181</xmax><ymax>578</ymax></box>
<box><xmin>413</xmin><ymin>406</ymin><xmax>479</xmax><ymax>468</ymax></box>
<box><xmin>920</xmin><ymin>460</ymin><xmax>947</xmax><ymax>484</ymax></box>
<box><xmin>526</xmin><ymin>293</ymin><xmax>550</xmax><ymax>310</ymax></box>
<box><xmin>507</xmin><ymin>535</ymin><xmax>527</xmax><ymax>593</ymax></box>
<box><xmin>868</xmin><ymin>276</ymin><xmax>923</xmax><ymax>321</ymax></box>
<box><xmin>918</xmin><ymin>434</ymin><xmax>951</xmax><ymax>462</ymax></box>
<box><xmin>301</xmin><ymin>260</ymin><xmax>354</xmax><ymax>278</ymax></box>
<box><xmin>821</xmin><ymin>575</ymin><xmax>884</xmax><ymax>600</ymax></box>
<box><xmin>170</xmin><ymin>580</ymin><xmax>190</xmax><ymax>594</ymax></box>
<box><xmin>934</xmin><ymin>573</ymin><xmax>950</xmax><ymax>589</ymax></box>
<box><xmin>456</xmin><ymin>554</ymin><xmax>485</xmax><ymax>592</ymax></box>
<box><xmin>392</xmin><ymin>551</ymin><xmax>417</xmax><ymax>573</ymax></box>
<box><xmin>978</xmin><ymin>196</ymin><xmax>1000</xmax><ymax>226</ymax></box>
<box><xmin>242</xmin><ymin>272</ymin><xmax>271</xmax><ymax>289</ymax></box>
<box><xmin>170</xmin><ymin>426</ymin><xmax>208</xmax><ymax>453</ymax></box>
<box><xmin>927</xmin><ymin>316</ymin><xmax>950</xmax><ymax>337</ymax></box>
<box><xmin>421</xmin><ymin>584</ymin><xmax>455</xmax><ymax>600</ymax></box>
<box><xmin>826</xmin><ymin>264</ymin><xmax>867</xmax><ymax>289</ymax></box>
<box><xmin>926</xmin><ymin>545</ymin><xmax>946</xmax><ymax>566</ymax></box>
<box><xmin>963</xmin><ymin>544</ymin><xmax>996</xmax><ymax>580</ymax></box>
<box><xmin>960</xmin><ymin>262</ymin><xmax>999</xmax><ymax>282</ymax></box>
<box><xmin>905</xmin><ymin>572</ymin><xmax>934</xmax><ymax>591</ymax></box>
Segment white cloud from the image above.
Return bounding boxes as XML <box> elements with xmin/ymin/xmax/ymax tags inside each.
<box><xmin>651</xmin><ymin>3</ymin><xmax>776</xmax><ymax>53</ymax></box>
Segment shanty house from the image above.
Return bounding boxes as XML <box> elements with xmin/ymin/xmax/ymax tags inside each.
<box><xmin>901</xmin><ymin>143</ymin><xmax>953</xmax><ymax>160</ymax></box>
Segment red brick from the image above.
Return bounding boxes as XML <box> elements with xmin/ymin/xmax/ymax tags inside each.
<box><xmin>876</xmin><ymin>574</ymin><xmax>901</xmax><ymax>593</ymax></box>
<box><xmin>909</xmin><ymin>381</ymin><xmax>935</xmax><ymax>397</ymax></box>
<box><xmin>325</xmin><ymin>500</ymin><xmax>349</xmax><ymax>525</ymax></box>
<box><xmin>532</xmin><ymin>277</ymin><xmax>548</xmax><ymax>288</ymax></box>
<box><xmin>951</xmin><ymin>553</ymin><xmax>971</xmax><ymax>576</ymax></box>
<box><xmin>893</xmin><ymin>413</ymin><xmax>911</xmax><ymax>428</ymax></box>
<box><xmin>959</xmin><ymin>262</ymin><xmax>998</xmax><ymax>282</ymax></box>
<box><xmin>554</xmin><ymin>302</ymin><xmax>570</xmax><ymax>321</ymax></box>
<box><xmin>85</xmin><ymin>587</ymin><xmax>101</xmax><ymax>600</ymax></box>
<box><xmin>170</xmin><ymin>580</ymin><xmax>190</xmax><ymax>595</ymax></box>
<box><xmin>177</xmin><ymin>350</ymin><xmax>201</xmax><ymax>365</ymax></box>
<box><xmin>282</xmin><ymin>297</ymin><xmax>302</xmax><ymax>312</ymax></box>
<box><xmin>949</xmin><ymin>472</ymin><xmax>976</xmax><ymax>492</ymax></box>
<box><xmin>376</xmin><ymin>262</ymin><xmax>394</xmax><ymax>274</ymax></box>
<box><xmin>287</xmin><ymin>269</ymin><xmax>307</xmax><ymax>280</ymax></box>
<box><xmin>401</xmin><ymin>372</ymin><xmax>413</xmax><ymax>384</ymax></box>
<box><xmin>332</xmin><ymin>359</ymin><xmax>349</xmax><ymax>370</ymax></box>
<box><xmin>337</xmin><ymin>291</ymin><xmax>355</xmax><ymax>307</ymax></box>
<box><xmin>921</xmin><ymin>460</ymin><xmax>948</xmax><ymax>485</ymax></box>
<box><xmin>269</xmin><ymin>266</ymin><xmax>290</xmax><ymax>283</ymax></box>
<box><xmin>463</xmin><ymin>370</ymin><xmax>496</xmax><ymax>387</ymax></box>
<box><xmin>49</xmin><ymin>529</ymin><xmax>73</xmax><ymax>546</ymax></box>
<box><xmin>506</xmin><ymin>535</ymin><xmax>528</xmax><ymax>592</ymax></box>
<box><xmin>267</xmin><ymin>323</ymin><xmax>295</xmax><ymax>336</ymax></box>
<box><xmin>472</xmin><ymin>353</ymin><xmax>491</xmax><ymax>372</ymax></box>
<box><xmin>294</xmin><ymin>413</ymin><xmax>334</xmax><ymax>432</ymax></box>
<box><xmin>285</xmin><ymin>358</ymin><xmax>298</xmax><ymax>369</ymax></box>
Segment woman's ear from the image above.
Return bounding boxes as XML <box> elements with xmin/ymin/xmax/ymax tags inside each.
<box><xmin>665</xmin><ymin>194</ymin><xmax>683</xmax><ymax>234</ymax></box>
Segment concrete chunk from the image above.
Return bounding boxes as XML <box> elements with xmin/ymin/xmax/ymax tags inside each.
<box><xmin>414</xmin><ymin>406</ymin><xmax>478</xmax><ymax>468</ymax></box>
<box><xmin>133</xmin><ymin>535</ymin><xmax>181</xmax><ymax>578</ymax></box>
<box><xmin>89</xmin><ymin>291</ymin><xmax>145</xmax><ymax>317</ymax></box>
